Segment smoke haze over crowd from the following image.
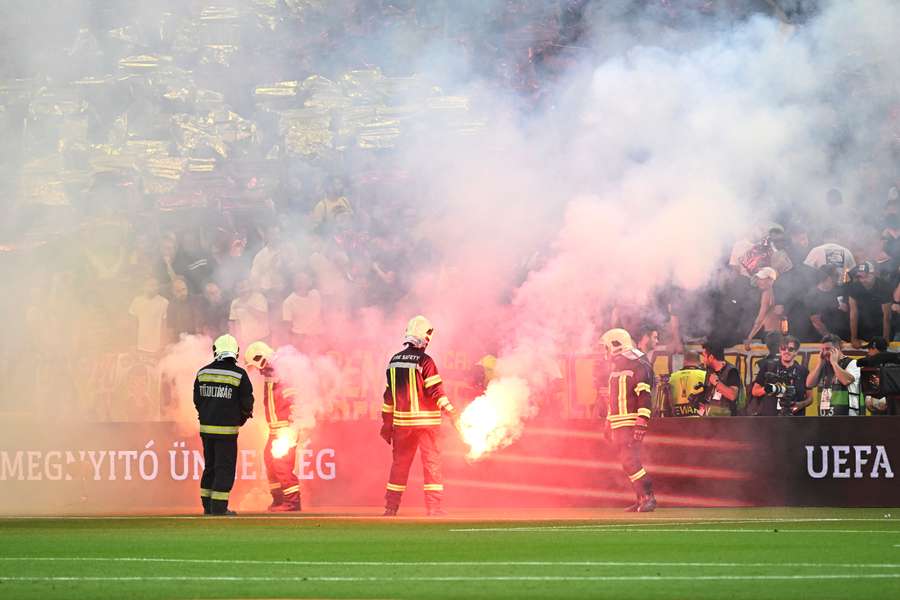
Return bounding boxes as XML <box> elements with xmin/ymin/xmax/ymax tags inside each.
<box><xmin>1</xmin><ymin>0</ymin><xmax>899</xmax><ymax>511</ymax></box>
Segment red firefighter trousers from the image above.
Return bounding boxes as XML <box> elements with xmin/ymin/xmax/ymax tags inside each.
<box><xmin>264</xmin><ymin>435</ymin><xmax>300</xmax><ymax>505</ymax></box>
<box><xmin>385</xmin><ymin>427</ymin><xmax>442</xmax><ymax>510</ymax></box>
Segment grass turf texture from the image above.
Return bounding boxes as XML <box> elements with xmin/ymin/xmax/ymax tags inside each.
<box><xmin>0</xmin><ymin>508</ymin><xmax>898</xmax><ymax>599</ymax></box>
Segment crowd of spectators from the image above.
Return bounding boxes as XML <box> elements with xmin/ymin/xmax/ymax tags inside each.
<box><xmin>1</xmin><ymin>1</ymin><xmax>898</xmax><ymax>420</ymax></box>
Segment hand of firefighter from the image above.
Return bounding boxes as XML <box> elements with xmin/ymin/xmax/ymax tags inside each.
<box><xmin>379</xmin><ymin>423</ymin><xmax>393</xmax><ymax>445</ymax></box>
<box><xmin>633</xmin><ymin>416</ymin><xmax>649</xmax><ymax>442</ymax></box>
<box><xmin>451</xmin><ymin>412</ymin><xmax>463</xmax><ymax>436</ymax></box>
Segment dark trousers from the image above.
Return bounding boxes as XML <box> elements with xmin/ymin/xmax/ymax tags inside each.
<box><xmin>200</xmin><ymin>434</ymin><xmax>238</xmax><ymax>514</ymax></box>
<box><xmin>612</xmin><ymin>428</ymin><xmax>652</xmax><ymax>498</ymax></box>
<box><xmin>264</xmin><ymin>435</ymin><xmax>299</xmax><ymax>505</ymax></box>
<box><xmin>385</xmin><ymin>427</ymin><xmax>443</xmax><ymax>510</ymax></box>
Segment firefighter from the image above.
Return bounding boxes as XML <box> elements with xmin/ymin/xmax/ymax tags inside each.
<box><xmin>194</xmin><ymin>334</ymin><xmax>254</xmax><ymax>515</ymax></box>
<box><xmin>600</xmin><ymin>328</ymin><xmax>657</xmax><ymax>512</ymax></box>
<box><xmin>381</xmin><ymin>315</ymin><xmax>459</xmax><ymax>516</ymax></box>
<box><xmin>245</xmin><ymin>341</ymin><xmax>301</xmax><ymax>512</ymax></box>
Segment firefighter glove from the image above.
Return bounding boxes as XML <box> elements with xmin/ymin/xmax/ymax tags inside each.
<box><xmin>633</xmin><ymin>416</ymin><xmax>649</xmax><ymax>442</ymax></box>
<box><xmin>379</xmin><ymin>423</ymin><xmax>393</xmax><ymax>445</ymax></box>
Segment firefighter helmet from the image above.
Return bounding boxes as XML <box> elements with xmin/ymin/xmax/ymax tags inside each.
<box><xmin>244</xmin><ymin>341</ymin><xmax>274</xmax><ymax>370</ymax></box>
<box><xmin>405</xmin><ymin>315</ymin><xmax>434</xmax><ymax>348</ymax></box>
<box><xmin>213</xmin><ymin>334</ymin><xmax>239</xmax><ymax>360</ymax></box>
<box><xmin>600</xmin><ymin>328</ymin><xmax>634</xmax><ymax>357</ymax></box>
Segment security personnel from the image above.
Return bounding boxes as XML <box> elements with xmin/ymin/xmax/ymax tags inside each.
<box><xmin>193</xmin><ymin>334</ymin><xmax>254</xmax><ymax>515</ymax></box>
<box><xmin>381</xmin><ymin>315</ymin><xmax>458</xmax><ymax>516</ymax></box>
<box><xmin>666</xmin><ymin>351</ymin><xmax>707</xmax><ymax>417</ymax></box>
<box><xmin>600</xmin><ymin>328</ymin><xmax>657</xmax><ymax>512</ymax></box>
<box><xmin>245</xmin><ymin>341</ymin><xmax>301</xmax><ymax>512</ymax></box>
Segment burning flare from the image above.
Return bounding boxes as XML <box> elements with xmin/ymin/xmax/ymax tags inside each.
<box><xmin>458</xmin><ymin>377</ymin><xmax>531</xmax><ymax>461</ymax></box>
<box><xmin>270</xmin><ymin>428</ymin><xmax>298</xmax><ymax>459</ymax></box>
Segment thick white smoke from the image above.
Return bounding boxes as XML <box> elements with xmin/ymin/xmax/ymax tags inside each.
<box><xmin>437</xmin><ymin>0</ymin><xmax>900</xmax><ymax>457</ymax></box>
<box><xmin>4</xmin><ymin>1</ymin><xmax>900</xmax><ymax>505</ymax></box>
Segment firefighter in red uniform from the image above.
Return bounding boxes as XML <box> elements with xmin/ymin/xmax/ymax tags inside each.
<box><xmin>381</xmin><ymin>315</ymin><xmax>458</xmax><ymax>516</ymax></box>
<box><xmin>245</xmin><ymin>341</ymin><xmax>301</xmax><ymax>512</ymax></box>
<box><xmin>599</xmin><ymin>328</ymin><xmax>657</xmax><ymax>512</ymax></box>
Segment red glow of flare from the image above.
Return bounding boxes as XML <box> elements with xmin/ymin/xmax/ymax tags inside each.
<box><xmin>271</xmin><ymin>429</ymin><xmax>297</xmax><ymax>459</ymax></box>
<box><xmin>458</xmin><ymin>377</ymin><xmax>530</xmax><ymax>462</ymax></box>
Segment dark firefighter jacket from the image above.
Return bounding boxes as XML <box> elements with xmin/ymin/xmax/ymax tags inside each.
<box><xmin>606</xmin><ymin>351</ymin><xmax>654</xmax><ymax>429</ymax></box>
<box><xmin>193</xmin><ymin>357</ymin><xmax>254</xmax><ymax>435</ymax></box>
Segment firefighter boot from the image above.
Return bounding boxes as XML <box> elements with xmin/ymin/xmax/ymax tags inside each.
<box><xmin>383</xmin><ymin>507</ymin><xmax>398</xmax><ymax>516</ymax></box>
<box><xmin>426</xmin><ymin>507</ymin><xmax>447</xmax><ymax>517</ymax></box>
<box><xmin>267</xmin><ymin>487</ymin><xmax>284</xmax><ymax>512</ymax></box>
<box><xmin>637</xmin><ymin>492</ymin><xmax>657</xmax><ymax>513</ymax></box>
<box><xmin>201</xmin><ymin>497</ymin><xmax>211</xmax><ymax>515</ymax></box>
<box><xmin>624</xmin><ymin>495</ymin><xmax>643</xmax><ymax>512</ymax></box>
<box><xmin>210</xmin><ymin>499</ymin><xmax>236</xmax><ymax>516</ymax></box>
<box><xmin>271</xmin><ymin>494</ymin><xmax>301</xmax><ymax>512</ymax></box>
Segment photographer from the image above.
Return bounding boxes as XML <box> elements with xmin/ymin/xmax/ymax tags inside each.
<box><xmin>857</xmin><ymin>337</ymin><xmax>900</xmax><ymax>415</ymax></box>
<box><xmin>698</xmin><ymin>341</ymin><xmax>742</xmax><ymax>416</ymax></box>
<box><xmin>805</xmin><ymin>334</ymin><xmax>858</xmax><ymax>416</ymax></box>
<box><xmin>750</xmin><ymin>335</ymin><xmax>811</xmax><ymax>416</ymax></box>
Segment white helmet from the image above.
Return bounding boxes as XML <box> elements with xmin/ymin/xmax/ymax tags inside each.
<box><xmin>405</xmin><ymin>315</ymin><xmax>434</xmax><ymax>348</ymax></box>
<box><xmin>600</xmin><ymin>328</ymin><xmax>634</xmax><ymax>357</ymax></box>
<box><xmin>213</xmin><ymin>334</ymin><xmax>239</xmax><ymax>361</ymax></box>
<box><xmin>244</xmin><ymin>341</ymin><xmax>274</xmax><ymax>370</ymax></box>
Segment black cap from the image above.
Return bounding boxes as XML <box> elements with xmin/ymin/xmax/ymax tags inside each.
<box><xmin>866</xmin><ymin>337</ymin><xmax>888</xmax><ymax>352</ymax></box>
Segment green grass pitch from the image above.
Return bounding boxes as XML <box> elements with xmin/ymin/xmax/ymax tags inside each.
<box><xmin>0</xmin><ymin>508</ymin><xmax>898</xmax><ymax>599</ymax></box>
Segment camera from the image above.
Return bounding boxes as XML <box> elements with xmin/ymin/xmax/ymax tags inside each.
<box><xmin>763</xmin><ymin>381</ymin><xmax>796</xmax><ymax>397</ymax></box>
<box><xmin>762</xmin><ymin>371</ymin><xmax>797</xmax><ymax>414</ymax></box>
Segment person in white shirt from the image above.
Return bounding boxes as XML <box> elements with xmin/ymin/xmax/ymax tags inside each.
<box><xmin>229</xmin><ymin>278</ymin><xmax>270</xmax><ymax>345</ymax></box>
<box><xmin>250</xmin><ymin>225</ymin><xmax>294</xmax><ymax>303</ymax></box>
<box><xmin>282</xmin><ymin>271</ymin><xmax>324</xmax><ymax>352</ymax></box>
<box><xmin>129</xmin><ymin>277</ymin><xmax>169</xmax><ymax>354</ymax></box>
<box><xmin>804</xmin><ymin>230</ymin><xmax>856</xmax><ymax>272</ymax></box>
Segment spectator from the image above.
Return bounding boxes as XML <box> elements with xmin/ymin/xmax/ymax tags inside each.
<box><xmin>783</xmin><ymin>221</ymin><xmax>811</xmax><ymax>270</ymax></box>
<box><xmin>729</xmin><ymin>223</ymin><xmax>785</xmax><ymax>277</ymax></box>
<box><xmin>212</xmin><ymin>234</ymin><xmax>251</xmax><ymax>297</ymax></box>
<box><xmin>847</xmin><ymin>261</ymin><xmax>891</xmax><ymax>348</ymax></box>
<box><xmin>635</xmin><ymin>323</ymin><xmax>660</xmax><ymax>364</ymax></box>
<box><xmin>805</xmin><ymin>334</ymin><xmax>858</xmax><ymax>416</ymax></box>
<box><xmin>179</xmin><ymin>231</ymin><xmax>214</xmax><ymax>294</ymax></box>
<box><xmin>311</xmin><ymin>176</ymin><xmax>354</xmax><ymax>232</ymax></box>
<box><xmin>744</xmin><ymin>267</ymin><xmax>779</xmax><ymax>348</ymax></box>
<box><xmin>698</xmin><ymin>340</ymin><xmax>741</xmax><ymax>416</ymax></box>
<box><xmin>762</xmin><ymin>331</ymin><xmax>784</xmax><ymax>359</ymax></box>
<box><xmin>749</xmin><ymin>335</ymin><xmax>811</xmax><ymax>416</ymax></box>
<box><xmin>281</xmin><ymin>271</ymin><xmax>324</xmax><ymax>352</ymax></box>
<box><xmin>166</xmin><ymin>277</ymin><xmax>200</xmax><ymax>341</ymax></box>
<box><xmin>709</xmin><ymin>265</ymin><xmax>758</xmax><ymax>347</ymax></box>
<box><xmin>807</xmin><ymin>265</ymin><xmax>849</xmax><ymax>340</ymax></box>
<box><xmin>773</xmin><ymin>259</ymin><xmax>817</xmax><ymax>342</ymax></box>
<box><xmin>156</xmin><ymin>234</ymin><xmax>190</xmax><ymax>293</ymax></box>
<box><xmin>128</xmin><ymin>277</ymin><xmax>169</xmax><ymax>354</ymax></box>
<box><xmin>874</xmin><ymin>196</ymin><xmax>900</xmax><ymax>273</ymax></box>
<box><xmin>249</xmin><ymin>224</ymin><xmax>291</xmax><ymax>305</ymax></box>
<box><xmin>804</xmin><ymin>229</ymin><xmax>856</xmax><ymax>273</ymax></box>
<box><xmin>199</xmin><ymin>282</ymin><xmax>230</xmax><ymax>339</ymax></box>
<box><xmin>229</xmin><ymin>278</ymin><xmax>270</xmax><ymax>346</ymax></box>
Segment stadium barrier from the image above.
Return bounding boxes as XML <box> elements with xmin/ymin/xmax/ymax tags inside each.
<box><xmin>0</xmin><ymin>416</ymin><xmax>896</xmax><ymax>513</ymax></box>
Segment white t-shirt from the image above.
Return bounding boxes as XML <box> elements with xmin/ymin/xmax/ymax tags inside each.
<box><xmin>250</xmin><ymin>246</ymin><xmax>285</xmax><ymax>294</ymax></box>
<box><xmin>229</xmin><ymin>292</ymin><xmax>270</xmax><ymax>342</ymax></box>
<box><xmin>804</xmin><ymin>243</ymin><xmax>856</xmax><ymax>271</ymax></box>
<box><xmin>129</xmin><ymin>294</ymin><xmax>169</xmax><ymax>353</ymax></box>
<box><xmin>282</xmin><ymin>289</ymin><xmax>323</xmax><ymax>335</ymax></box>
<box><xmin>845</xmin><ymin>359</ymin><xmax>864</xmax><ymax>415</ymax></box>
